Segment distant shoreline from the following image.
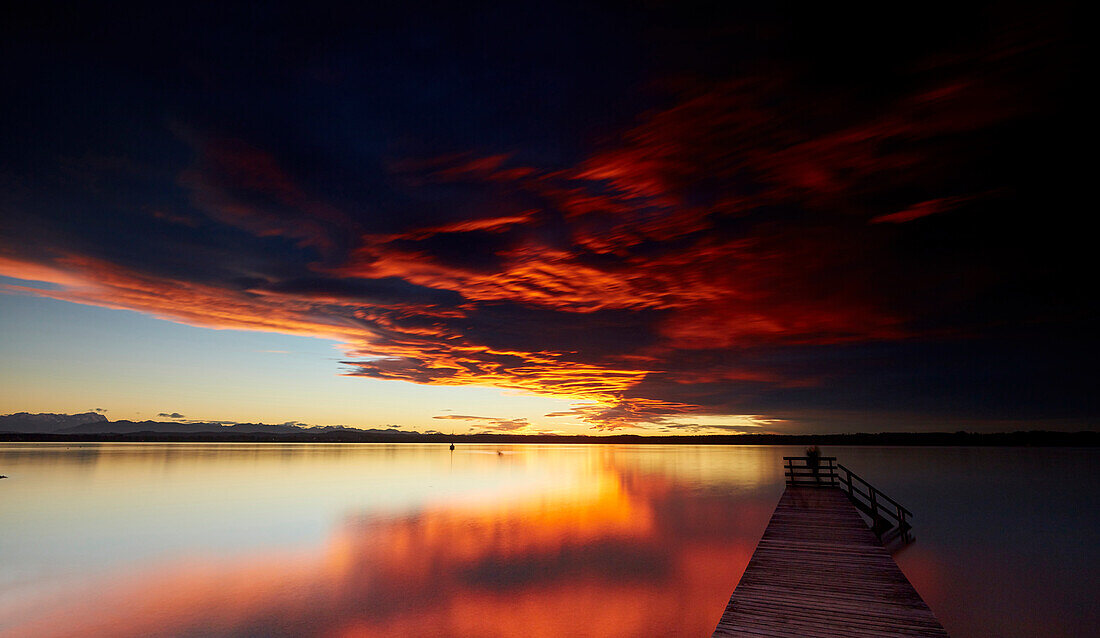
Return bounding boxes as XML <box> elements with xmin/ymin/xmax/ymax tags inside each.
<box><xmin>1</xmin><ymin>430</ymin><xmax>1096</xmax><ymax>446</ymax></box>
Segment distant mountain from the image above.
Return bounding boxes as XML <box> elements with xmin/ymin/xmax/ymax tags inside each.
<box><xmin>57</xmin><ymin>420</ymin><xmax>311</xmax><ymax>435</ymax></box>
<box><xmin>0</xmin><ymin>412</ymin><xmax>418</xmax><ymax>437</ymax></box>
<box><xmin>0</xmin><ymin>412</ymin><xmax>108</xmax><ymax>434</ymax></box>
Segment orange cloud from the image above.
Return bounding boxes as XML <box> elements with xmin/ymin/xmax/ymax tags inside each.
<box><xmin>432</xmin><ymin>414</ymin><xmax>532</xmax><ymax>432</ymax></box>
<box><xmin>0</xmin><ymin>58</ymin><xmax>1043</xmax><ymax>430</ymax></box>
<box><xmin>22</xmin><ymin>255</ymin><xmax>368</xmax><ymax>341</ymax></box>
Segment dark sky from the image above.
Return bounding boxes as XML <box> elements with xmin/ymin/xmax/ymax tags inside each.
<box><xmin>0</xmin><ymin>2</ymin><xmax>1093</xmax><ymax>432</ymax></box>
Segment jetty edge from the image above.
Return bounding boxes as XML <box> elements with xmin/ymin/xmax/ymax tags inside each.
<box><xmin>712</xmin><ymin>456</ymin><xmax>948</xmax><ymax>637</ymax></box>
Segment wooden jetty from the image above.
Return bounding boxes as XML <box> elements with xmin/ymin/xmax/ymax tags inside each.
<box><xmin>713</xmin><ymin>457</ymin><xmax>948</xmax><ymax>637</ymax></box>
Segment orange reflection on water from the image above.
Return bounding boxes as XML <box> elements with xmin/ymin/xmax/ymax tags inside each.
<box><xmin>2</xmin><ymin>449</ymin><xmax>768</xmax><ymax>638</ymax></box>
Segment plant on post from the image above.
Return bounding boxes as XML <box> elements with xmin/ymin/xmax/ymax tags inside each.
<box><xmin>805</xmin><ymin>445</ymin><xmax>821</xmax><ymax>484</ymax></box>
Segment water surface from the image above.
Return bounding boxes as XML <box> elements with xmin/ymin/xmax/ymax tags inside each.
<box><xmin>1</xmin><ymin>444</ymin><xmax>1096</xmax><ymax>637</ymax></box>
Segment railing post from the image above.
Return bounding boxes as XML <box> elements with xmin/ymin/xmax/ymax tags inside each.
<box><xmin>834</xmin><ymin>461</ymin><xmax>913</xmax><ymax>545</ymax></box>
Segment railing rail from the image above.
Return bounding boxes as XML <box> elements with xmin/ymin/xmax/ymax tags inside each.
<box><xmin>837</xmin><ymin>463</ymin><xmax>913</xmax><ymax>532</ymax></box>
<box><xmin>784</xmin><ymin>456</ymin><xmax>914</xmax><ymax>546</ymax></box>
<box><xmin>783</xmin><ymin>456</ymin><xmax>838</xmax><ymax>487</ymax></box>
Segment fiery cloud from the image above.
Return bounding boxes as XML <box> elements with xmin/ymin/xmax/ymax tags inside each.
<box><xmin>433</xmin><ymin>414</ymin><xmax>533</xmax><ymax>432</ymax></box>
<box><xmin>0</xmin><ymin>3</ymin><xmax>1089</xmax><ymax>431</ymax></box>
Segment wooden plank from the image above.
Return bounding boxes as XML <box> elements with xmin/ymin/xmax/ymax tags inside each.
<box><xmin>712</xmin><ymin>486</ymin><xmax>948</xmax><ymax>637</ymax></box>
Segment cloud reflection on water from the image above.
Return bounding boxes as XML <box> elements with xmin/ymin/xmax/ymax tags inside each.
<box><xmin>2</xmin><ymin>447</ymin><xmax>770</xmax><ymax>637</ymax></box>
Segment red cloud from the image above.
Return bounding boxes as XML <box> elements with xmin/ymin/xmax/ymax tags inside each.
<box><xmin>0</xmin><ymin>53</ymin><xmax>1045</xmax><ymax>430</ymax></box>
<box><xmin>870</xmin><ymin>195</ymin><xmax>978</xmax><ymax>224</ymax></box>
<box><xmin>178</xmin><ymin>134</ymin><xmax>355</xmax><ymax>254</ymax></box>
<box><xmin>0</xmin><ymin>254</ymin><xmax>371</xmax><ymax>341</ymax></box>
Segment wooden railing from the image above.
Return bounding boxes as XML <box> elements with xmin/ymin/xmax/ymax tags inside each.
<box><xmin>785</xmin><ymin>456</ymin><xmax>915</xmax><ymax>548</ymax></box>
<box><xmin>837</xmin><ymin>463</ymin><xmax>913</xmax><ymax>534</ymax></box>
<box><xmin>783</xmin><ymin>456</ymin><xmax>838</xmax><ymax>486</ymax></box>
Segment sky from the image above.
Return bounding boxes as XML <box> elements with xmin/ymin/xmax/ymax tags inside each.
<box><xmin>0</xmin><ymin>2</ymin><xmax>1093</xmax><ymax>435</ymax></box>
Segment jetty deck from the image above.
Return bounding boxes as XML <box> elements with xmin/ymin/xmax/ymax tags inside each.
<box><xmin>713</xmin><ymin>482</ymin><xmax>948</xmax><ymax>637</ymax></box>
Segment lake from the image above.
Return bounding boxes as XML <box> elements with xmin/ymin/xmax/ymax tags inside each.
<box><xmin>1</xmin><ymin>443</ymin><xmax>1096</xmax><ymax>637</ymax></box>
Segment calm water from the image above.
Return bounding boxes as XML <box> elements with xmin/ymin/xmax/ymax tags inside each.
<box><xmin>0</xmin><ymin>444</ymin><xmax>1096</xmax><ymax>637</ymax></box>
